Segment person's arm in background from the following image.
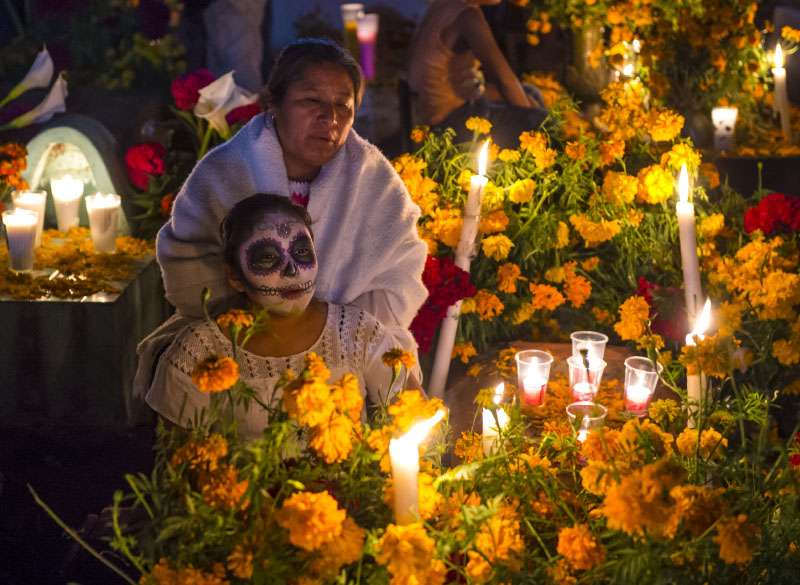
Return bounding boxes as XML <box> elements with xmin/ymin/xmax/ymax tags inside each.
<box><xmin>454</xmin><ymin>6</ymin><xmax>538</xmax><ymax>108</ymax></box>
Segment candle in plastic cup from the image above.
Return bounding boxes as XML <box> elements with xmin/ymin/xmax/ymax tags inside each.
<box><xmin>11</xmin><ymin>190</ymin><xmax>46</xmax><ymax>248</ymax></box>
<box><xmin>623</xmin><ymin>356</ymin><xmax>663</xmax><ymax>416</ymax></box>
<box><xmin>2</xmin><ymin>209</ymin><xmax>38</xmax><ymax>272</ymax></box>
<box><xmin>357</xmin><ymin>13</ymin><xmax>379</xmax><ymax>80</ymax></box>
<box><xmin>85</xmin><ymin>192</ymin><xmax>120</xmax><ymax>253</ymax></box>
<box><xmin>567</xmin><ymin>355</ymin><xmax>606</xmax><ymax>401</ymax></box>
<box><xmin>50</xmin><ymin>175</ymin><xmax>84</xmax><ymax>232</ymax></box>
<box><xmin>566</xmin><ymin>401</ymin><xmax>607</xmax><ymax>465</ymax></box>
<box><xmin>515</xmin><ymin>349</ymin><xmax>553</xmax><ymax>406</ymax></box>
<box><xmin>340</xmin><ymin>3</ymin><xmax>364</xmax><ymax>61</ymax></box>
<box><xmin>570</xmin><ymin>331</ymin><xmax>608</xmax><ymax>360</ymax></box>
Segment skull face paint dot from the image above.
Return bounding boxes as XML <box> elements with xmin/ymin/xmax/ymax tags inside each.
<box><xmin>237</xmin><ymin>211</ymin><xmax>318</xmax><ymax>315</ymax></box>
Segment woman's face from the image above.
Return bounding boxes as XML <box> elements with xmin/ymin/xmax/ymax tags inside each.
<box><xmin>231</xmin><ymin>210</ymin><xmax>318</xmax><ymax>315</ymax></box>
<box><xmin>270</xmin><ymin>63</ymin><xmax>356</xmax><ymax>180</ymax></box>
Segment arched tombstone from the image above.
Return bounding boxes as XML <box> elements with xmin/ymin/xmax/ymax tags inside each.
<box><xmin>20</xmin><ymin>113</ymin><xmax>135</xmax><ymax>236</ymax></box>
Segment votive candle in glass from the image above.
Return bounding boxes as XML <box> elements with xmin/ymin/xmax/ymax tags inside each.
<box><xmin>2</xmin><ymin>209</ymin><xmax>38</xmax><ymax>272</ymax></box>
<box><xmin>85</xmin><ymin>192</ymin><xmax>120</xmax><ymax>253</ymax></box>
<box><xmin>50</xmin><ymin>174</ymin><xmax>84</xmax><ymax>231</ymax></box>
<box><xmin>623</xmin><ymin>356</ymin><xmax>663</xmax><ymax>416</ymax></box>
<box><xmin>515</xmin><ymin>349</ymin><xmax>553</xmax><ymax>406</ymax></box>
<box><xmin>357</xmin><ymin>13</ymin><xmax>379</xmax><ymax>80</ymax></box>
<box><xmin>566</xmin><ymin>401</ymin><xmax>607</xmax><ymax>465</ymax></box>
<box><xmin>570</xmin><ymin>331</ymin><xmax>608</xmax><ymax>361</ymax></box>
<box><xmin>567</xmin><ymin>356</ymin><xmax>606</xmax><ymax>402</ymax></box>
<box><xmin>11</xmin><ymin>190</ymin><xmax>46</xmax><ymax>247</ymax></box>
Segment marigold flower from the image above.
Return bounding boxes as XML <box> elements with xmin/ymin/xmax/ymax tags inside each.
<box><xmin>191</xmin><ymin>355</ymin><xmax>239</xmax><ymax>392</ymax></box>
<box><xmin>227</xmin><ymin>535</ymin><xmax>261</xmax><ymax>579</ymax></box>
<box><xmin>215</xmin><ymin>308</ymin><xmax>254</xmax><ymax>330</ymax></box>
<box><xmin>309</xmin><ymin>515</ymin><xmax>365</xmax><ymax>579</ymax></box>
<box><xmin>496</xmin><ymin>262</ymin><xmax>522</xmax><ymax>293</ymax></box>
<box><xmin>557</xmin><ymin>523</ymin><xmax>607</xmax><ymax>570</ymax></box>
<box><xmin>676</xmin><ymin>427</ymin><xmax>728</xmax><ymax>459</ymax></box>
<box><xmin>773</xmin><ymin>337</ymin><xmax>800</xmax><ymax>366</ymax></box>
<box><xmin>170</xmin><ymin>433</ymin><xmax>228</xmax><ymax>470</ymax></box>
<box><xmin>661</xmin><ymin>142</ymin><xmax>701</xmax><ymax>171</ymax></box>
<box><xmin>666</xmin><ymin>485</ymin><xmax>724</xmax><ymax>538</ymax></box>
<box><xmin>388</xmin><ymin>390</ymin><xmax>445</xmax><ymax>432</ymax></box>
<box><xmin>618</xmin><ymin>418</ymin><xmax>674</xmax><ymax>460</ymax></box>
<box><xmin>409</xmin><ymin>124</ymin><xmax>429</xmax><ymax>142</ymax></box>
<box><xmin>564</xmin><ymin>274</ymin><xmax>592</xmax><ymax>308</ymax></box>
<box><xmin>375</xmin><ymin>523</ymin><xmax>436</xmax><ymax>580</ymax></box>
<box><xmin>529</xmin><ymin>283</ymin><xmax>565</xmax><ymax>312</ymax></box>
<box><xmin>198</xmin><ymin>464</ymin><xmax>249</xmax><ymax>511</ymax></box>
<box><xmin>648</xmin><ymin>399</ymin><xmax>680</xmax><ymax>425</ymax></box>
<box><xmin>452</xmin><ymin>341</ymin><xmax>477</xmax><ymax>363</ymax></box>
<box><xmin>498</xmin><ymin>148</ymin><xmax>521</xmax><ymax>162</ymax></box>
<box><xmin>565</xmin><ymin>141</ymin><xmax>587</xmax><ymax>160</ymax></box>
<box><xmin>602</xmin><ymin>171</ymin><xmax>638</xmax><ymax>205</ymax></box>
<box><xmin>467</xmin><ymin>503</ymin><xmax>524</xmax><ymax>578</ymax></box>
<box><xmin>481</xmin><ymin>234</ymin><xmax>514</xmax><ymax>261</ymax></box>
<box><xmin>680</xmin><ymin>333</ymin><xmax>738</xmax><ymax>378</ymax></box>
<box><xmin>569</xmin><ymin>214</ymin><xmax>620</xmax><ymax>247</ymax></box>
<box><xmin>382</xmin><ymin>348</ymin><xmax>416</xmax><ymax>372</ymax></box>
<box><xmin>475</xmin><ymin>289</ymin><xmax>504</xmax><ymax>321</ymax></box>
<box><xmin>713</xmin><ymin>514</ymin><xmax>760</xmax><ymax>565</ymax></box>
<box><xmin>310</xmin><ymin>413</ymin><xmax>355</xmax><ymax>463</ymax></box>
<box><xmin>366</xmin><ymin>424</ymin><xmax>395</xmax><ymax>472</ymax></box>
<box><xmin>636</xmin><ymin>164</ymin><xmax>674</xmax><ymax>204</ymax></box>
<box><xmin>330</xmin><ymin>373</ymin><xmax>363</xmax><ymax>420</ymax></box>
<box><xmin>647</xmin><ymin>109</ymin><xmax>684</xmax><ymax>142</ymax></box>
<box><xmin>276</xmin><ymin>490</ymin><xmax>345</xmax><ymax>551</ymax></box>
<box><xmin>553</xmin><ymin>220</ymin><xmax>570</xmax><ymax>248</ymax></box>
<box><xmin>479</xmin><ymin>209</ymin><xmax>509</xmax><ymax>234</ymax></box>
<box><xmin>598</xmin><ymin>140</ymin><xmax>625</xmax><ymax>165</ymax></box>
<box><xmin>613</xmin><ymin>295</ymin><xmax>650</xmax><ymax>341</ymax></box>
<box><xmin>283</xmin><ymin>377</ymin><xmax>335</xmax><ymax>428</ymax></box>
<box><xmin>466</xmin><ymin>116</ymin><xmax>492</xmax><ymax>134</ymax></box>
<box><xmin>782</xmin><ymin>25</ymin><xmax>800</xmax><ymax>43</ymax></box>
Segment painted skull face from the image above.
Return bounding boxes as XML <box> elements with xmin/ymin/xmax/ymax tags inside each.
<box><xmin>237</xmin><ymin>211</ymin><xmax>317</xmax><ymax>314</ymax></box>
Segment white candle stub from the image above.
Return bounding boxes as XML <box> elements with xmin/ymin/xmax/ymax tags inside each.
<box><xmin>2</xmin><ymin>209</ymin><xmax>38</xmax><ymax>272</ymax></box>
<box><xmin>625</xmin><ymin>385</ymin><xmax>652</xmax><ymax>414</ymax></box>
<box><xmin>572</xmin><ymin>382</ymin><xmax>596</xmax><ymax>402</ymax></box>
<box><xmin>523</xmin><ymin>375</ymin><xmax>547</xmax><ymax>406</ymax></box>
<box><xmin>85</xmin><ymin>193</ymin><xmax>121</xmax><ymax>253</ymax></box>
<box><xmin>12</xmin><ymin>190</ymin><xmax>46</xmax><ymax>248</ymax></box>
<box><xmin>51</xmin><ymin>175</ymin><xmax>84</xmax><ymax>231</ymax></box>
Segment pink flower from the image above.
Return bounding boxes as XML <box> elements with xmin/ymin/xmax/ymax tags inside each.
<box><xmin>171</xmin><ymin>69</ymin><xmax>216</xmax><ymax>111</ymax></box>
<box><xmin>126</xmin><ymin>142</ymin><xmax>166</xmax><ymax>190</ymax></box>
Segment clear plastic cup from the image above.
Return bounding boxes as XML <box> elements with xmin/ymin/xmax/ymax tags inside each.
<box><xmin>11</xmin><ymin>190</ymin><xmax>46</xmax><ymax>248</ymax></box>
<box><xmin>357</xmin><ymin>13</ymin><xmax>379</xmax><ymax>80</ymax></box>
<box><xmin>567</xmin><ymin>355</ymin><xmax>606</xmax><ymax>402</ymax></box>
<box><xmin>570</xmin><ymin>330</ymin><xmax>609</xmax><ymax>360</ymax></box>
<box><xmin>85</xmin><ymin>193</ymin><xmax>121</xmax><ymax>253</ymax></box>
<box><xmin>340</xmin><ymin>3</ymin><xmax>364</xmax><ymax>60</ymax></box>
<box><xmin>515</xmin><ymin>349</ymin><xmax>553</xmax><ymax>406</ymax></box>
<box><xmin>2</xmin><ymin>209</ymin><xmax>38</xmax><ymax>272</ymax></box>
<box><xmin>50</xmin><ymin>175</ymin><xmax>84</xmax><ymax>232</ymax></box>
<box><xmin>624</xmin><ymin>356</ymin><xmax>663</xmax><ymax>416</ymax></box>
<box><xmin>566</xmin><ymin>401</ymin><xmax>608</xmax><ymax>444</ymax></box>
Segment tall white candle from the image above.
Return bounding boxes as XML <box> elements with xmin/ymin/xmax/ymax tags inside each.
<box><xmin>50</xmin><ymin>175</ymin><xmax>84</xmax><ymax>231</ymax></box>
<box><xmin>675</xmin><ymin>164</ymin><xmax>702</xmax><ymax>324</ymax></box>
<box><xmin>12</xmin><ymin>190</ymin><xmax>46</xmax><ymax>248</ymax></box>
<box><xmin>428</xmin><ymin>140</ymin><xmax>491</xmax><ymax>398</ymax></box>
<box><xmin>389</xmin><ymin>409</ymin><xmax>445</xmax><ymax>524</ymax></box>
<box><xmin>772</xmin><ymin>44</ymin><xmax>792</xmax><ymax>141</ymax></box>
<box><xmin>685</xmin><ymin>298</ymin><xmax>711</xmax><ymax>428</ymax></box>
<box><xmin>85</xmin><ymin>192</ymin><xmax>120</xmax><ymax>253</ymax></box>
<box><xmin>2</xmin><ymin>209</ymin><xmax>38</xmax><ymax>272</ymax></box>
<box><xmin>482</xmin><ymin>383</ymin><xmax>509</xmax><ymax>455</ymax></box>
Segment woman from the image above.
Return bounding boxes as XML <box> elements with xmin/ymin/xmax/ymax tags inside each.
<box><xmin>136</xmin><ymin>39</ymin><xmax>428</xmax><ymax>399</ymax></box>
<box><xmin>407</xmin><ymin>0</ymin><xmax>548</xmax><ymax>148</ymax></box>
<box><xmin>147</xmin><ymin>194</ymin><xmax>415</xmax><ymax>439</ymax></box>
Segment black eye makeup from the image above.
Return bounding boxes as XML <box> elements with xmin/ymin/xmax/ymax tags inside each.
<box><xmin>290</xmin><ymin>233</ymin><xmax>316</xmax><ymax>268</ymax></box>
<box><xmin>245</xmin><ymin>238</ymin><xmax>284</xmax><ymax>275</ymax></box>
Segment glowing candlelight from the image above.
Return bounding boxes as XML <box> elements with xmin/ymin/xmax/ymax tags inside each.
<box><xmin>685</xmin><ymin>298</ymin><xmax>711</xmax><ymax>428</ymax></box>
<box><xmin>389</xmin><ymin>409</ymin><xmax>446</xmax><ymax>524</ymax></box>
<box><xmin>50</xmin><ymin>175</ymin><xmax>84</xmax><ymax>231</ymax></box>
<box><xmin>623</xmin><ymin>356</ymin><xmax>663</xmax><ymax>416</ymax></box>
<box><xmin>2</xmin><ymin>209</ymin><xmax>38</xmax><ymax>272</ymax></box>
<box><xmin>85</xmin><ymin>192</ymin><xmax>121</xmax><ymax>253</ymax></box>
<box><xmin>675</xmin><ymin>163</ymin><xmax>702</xmax><ymax>325</ymax></box>
<box><xmin>482</xmin><ymin>383</ymin><xmax>510</xmax><ymax>455</ymax></box>
<box><xmin>11</xmin><ymin>190</ymin><xmax>46</xmax><ymax>248</ymax></box>
<box><xmin>515</xmin><ymin>349</ymin><xmax>553</xmax><ymax>406</ymax></box>
<box><xmin>772</xmin><ymin>44</ymin><xmax>792</xmax><ymax>141</ymax></box>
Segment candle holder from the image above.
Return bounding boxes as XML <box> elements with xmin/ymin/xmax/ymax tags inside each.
<box><xmin>357</xmin><ymin>13</ymin><xmax>379</xmax><ymax>80</ymax></box>
<box><xmin>340</xmin><ymin>3</ymin><xmax>364</xmax><ymax>62</ymax></box>
<box><xmin>570</xmin><ymin>331</ymin><xmax>608</xmax><ymax>360</ymax></box>
<box><xmin>623</xmin><ymin>356</ymin><xmax>663</xmax><ymax>417</ymax></box>
<box><xmin>11</xmin><ymin>190</ymin><xmax>46</xmax><ymax>248</ymax></box>
<box><xmin>711</xmin><ymin>107</ymin><xmax>738</xmax><ymax>153</ymax></box>
<box><xmin>50</xmin><ymin>175</ymin><xmax>84</xmax><ymax>231</ymax></box>
<box><xmin>515</xmin><ymin>349</ymin><xmax>553</xmax><ymax>406</ymax></box>
<box><xmin>2</xmin><ymin>209</ymin><xmax>39</xmax><ymax>272</ymax></box>
<box><xmin>567</xmin><ymin>356</ymin><xmax>606</xmax><ymax>402</ymax></box>
<box><xmin>85</xmin><ymin>192</ymin><xmax>121</xmax><ymax>253</ymax></box>
<box><xmin>566</xmin><ymin>401</ymin><xmax>607</xmax><ymax>443</ymax></box>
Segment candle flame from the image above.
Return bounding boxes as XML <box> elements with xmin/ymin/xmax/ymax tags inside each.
<box><xmin>686</xmin><ymin>298</ymin><xmax>712</xmax><ymax>345</ymax></box>
<box><xmin>774</xmin><ymin>44</ymin><xmax>784</xmax><ymax>69</ymax></box>
<box><xmin>478</xmin><ymin>139</ymin><xmax>490</xmax><ymax>176</ymax></box>
<box><xmin>633</xmin><ymin>39</ymin><xmax>641</xmax><ymax>53</ymax></box>
<box><xmin>623</xmin><ymin>63</ymin><xmax>634</xmax><ymax>77</ymax></box>
<box><xmin>493</xmin><ymin>382</ymin><xmax>504</xmax><ymax>405</ymax></box>
<box><xmin>678</xmin><ymin>163</ymin><xmax>689</xmax><ymax>203</ymax></box>
<box><xmin>398</xmin><ymin>409</ymin><xmax>446</xmax><ymax>446</ymax></box>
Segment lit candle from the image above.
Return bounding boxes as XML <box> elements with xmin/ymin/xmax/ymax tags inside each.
<box><xmin>675</xmin><ymin>163</ymin><xmax>702</xmax><ymax>324</ymax></box>
<box><xmin>2</xmin><ymin>208</ymin><xmax>38</xmax><ymax>272</ymax></box>
<box><xmin>356</xmin><ymin>13</ymin><xmax>379</xmax><ymax>80</ymax></box>
<box><xmin>11</xmin><ymin>190</ymin><xmax>46</xmax><ymax>248</ymax></box>
<box><xmin>85</xmin><ymin>192</ymin><xmax>121</xmax><ymax>253</ymax></box>
<box><xmin>482</xmin><ymin>383</ymin><xmax>510</xmax><ymax>455</ymax></box>
<box><xmin>50</xmin><ymin>175</ymin><xmax>84</xmax><ymax>232</ymax></box>
<box><xmin>711</xmin><ymin>107</ymin><xmax>738</xmax><ymax>152</ymax></box>
<box><xmin>625</xmin><ymin>385</ymin><xmax>652</xmax><ymax>415</ymax></box>
<box><xmin>522</xmin><ymin>374</ymin><xmax>547</xmax><ymax>406</ymax></box>
<box><xmin>572</xmin><ymin>381</ymin><xmax>596</xmax><ymax>402</ymax></box>
<box><xmin>428</xmin><ymin>140</ymin><xmax>491</xmax><ymax>398</ymax></box>
<box><xmin>685</xmin><ymin>298</ymin><xmax>711</xmax><ymax>428</ymax></box>
<box><xmin>772</xmin><ymin>44</ymin><xmax>792</xmax><ymax>141</ymax></box>
<box><xmin>389</xmin><ymin>409</ymin><xmax>446</xmax><ymax>524</ymax></box>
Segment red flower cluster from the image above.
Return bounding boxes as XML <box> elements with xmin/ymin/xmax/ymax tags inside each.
<box><xmin>743</xmin><ymin>192</ymin><xmax>800</xmax><ymax>235</ymax></box>
<box><xmin>410</xmin><ymin>256</ymin><xmax>476</xmax><ymax>354</ymax></box>
<box><xmin>226</xmin><ymin>103</ymin><xmax>262</xmax><ymax>127</ymax></box>
<box><xmin>126</xmin><ymin>142</ymin><xmax>166</xmax><ymax>190</ymax></box>
<box><xmin>635</xmin><ymin>277</ymin><xmax>687</xmax><ymax>343</ymax></box>
<box><xmin>171</xmin><ymin>69</ymin><xmax>216</xmax><ymax>111</ymax></box>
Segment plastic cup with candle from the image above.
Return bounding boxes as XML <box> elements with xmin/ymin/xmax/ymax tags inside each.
<box><xmin>711</xmin><ymin>107</ymin><xmax>738</xmax><ymax>153</ymax></box>
<box><xmin>11</xmin><ymin>190</ymin><xmax>46</xmax><ymax>248</ymax></box>
<box><xmin>623</xmin><ymin>356</ymin><xmax>663</xmax><ymax>416</ymax></box>
<box><xmin>566</xmin><ymin>401</ymin><xmax>607</xmax><ymax>455</ymax></box>
<box><xmin>50</xmin><ymin>175</ymin><xmax>84</xmax><ymax>231</ymax></box>
<box><xmin>515</xmin><ymin>349</ymin><xmax>553</xmax><ymax>406</ymax></box>
<box><xmin>388</xmin><ymin>409</ymin><xmax>446</xmax><ymax>524</ymax></box>
<box><xmin>482</xmin><ymin>382</ymin><xmax>509</xmax><ymax>455</ymax></box>
<box><xmin>570</xmin><ymin>331</ymin><xmax>609</xmax><ymax>361</ymax></box>
<box><xmin>340</xmin><ymin>3</ymin><xmax>364</xmax><ymax>62</ymax></box>
<box><xmin>2</xmin><ymin>209</ymin><xmax>38</xmax><ymax>272</ymax></box>
<box><xmin>357</xmin><ymin>13</ymin><xmax>379</xmax><ymax>80</ymax></box>
<box><xmin>85</xmin><ymin>192</ymin><xmax>121</xmax><ymax>253</ymax></box>
<box><xmin>567</xmin><ymin>356</ymin><xmax>606</xmax><ymax>402</ymax></box>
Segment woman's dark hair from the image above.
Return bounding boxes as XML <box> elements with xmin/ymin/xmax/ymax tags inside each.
<box><xmin>220</xmin><ymin>193</ymin><xmax>314</xmax><ymax>269</ymax></box>
<box><xmin>260</xmin><ymin>38</ymin><xmax>364</xmax><ymax>111</ymax></box>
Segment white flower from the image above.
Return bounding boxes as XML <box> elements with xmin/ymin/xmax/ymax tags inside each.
<box><xmin>0</xmin><ymin>46</ymin><xmax>53</xmax><ymax>108</ymax></box>
<box><xmin>193</xmin><ymin>71</ymin><xmax>256</xmax><ymax>139</ymax></box>
<box><xmin>1</xmin><ymin>72</ymin><xmax>67</xmax><ymax>130</ymax></box>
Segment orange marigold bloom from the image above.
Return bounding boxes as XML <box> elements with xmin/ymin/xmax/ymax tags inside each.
<box><xmin>198</xmin><ymin>464</ymin><xmax>250</xmax><ymax>511</ymax></box>
<box><xmin>454</xmin><ymin>431</ymin><xmax>483</xmax><ymax>462</ymax></box>
<box><xmin>613</xmin><ymin>295</ymin><xmax>650</xmax><ymax>341</ymax></box>
<box><xmin>410</xmin><ymin>125</ymin><xmax>430</xmax><ymax>142</ymax></box>
<box><xmin>529</xmin><ymin>283</ymin><xmax>565</xmax><ymax>311</ymax></box>
<box><xmin>388</xmin><ymin>390</ymin><xmax>445</xmax><ymax>432</ymax></box>
<box><xmin>466</xmin><ymin>116</ymin><xmax>492</xmax><ymax>134</ymax></box>
<box><xmin>581</xmin><ymin>256</ymin><xmax>600</xmax><ymax>271</ymax></box>
<box><xmin>602</xmin><ymin>171</ymin><xmax>638</xmax><ymax>205</ymax></box>
<box><xmin>647</xmin><ymin>109</ymin><xmax>684</xmax><ymax>142</ymax></box>
<box><xmin>191</xmin><ymin>355</ymin><xmax>239</xmax><ymax>392</ymax></box>
<box><xmin>216</xmin><ymin>308</ymin><xmax>254</xmax><ymax>329</ymax></box>
<box><xmin>713</xmin><ymin>514</ymin><xmax>760</xmax><ymax>565</ymax></box>
<box><xmin>382</xmin><ymin>348</ymin><xmax>416</xmax><ymax>372</ymax></box>
<box><xmin>598</xmin><ymin>140</ymin><xmax>625</xmax><ymax>165</ymax></box>
<box><xmin>479</xmin><ymin>209</ymin><xmax>510</xmax><ymax>234</ymax></box>
<box><xmin>661</xmin><ymin>142</ymin><xmax>701</xmax><ymax>171</ymax></box>
<box><xmin>276</xmin><ymin>490</ymin><xmax>346</xmax><ymax>551</ymax></box>
<box><xmin>452</xmin><ymin>341</ymin><xmax>478</xmax><ymax>363</ymax></box>
<box><xmin>309</xmin><ymin>413</ymin><xmax>355</xmax><ymax>463</ymax></box>
<box><xmin>375</xmin><ymin>523</ymin><xmax>438</xmax><ymax>582</ymax></box>
<box><xmin>282</xmin><ymin>377</ymin><xmax>335</xmax><ymax>428</ymax></box>
<box><xmin>676</xmin><ymin>427</ymin><xmax>728</xmax><ymax>460</ymax></box>
<box><xmin>475</xmin><ymin>289</ymin><xmax>504</xmax><ymax>321</ymax></box>
<box><xmin>569</xmin><ymin>214</ymin><xmax>621</xmax><ymax>247</ymax></box>
<box><xmin>170</xmin><ymin>433</ymin><xmax>228</xmax><ymax>470</ymax></box>
<box><xmin>564</xmin><ymin>274</ymin><xmax>592</xmax><ymax>308</ymax></box>
<box><xmin>565</xmin><ymin>141</ymin><xmax>587</xmax><ymax>160</ymax></box>
<box><xmin>496</xmin><ymin>262</ymin><xmax>522</xmax><ymax>293</ymax></box>
<box><xmin>636</xmin><ymin>164</ymin><xmax>674</xmax><ymax>204</ymax></box>
<box><xmin>557</xmin><ymin>524</ymin><xmax>607</xmax><ymax>570</ymax></box>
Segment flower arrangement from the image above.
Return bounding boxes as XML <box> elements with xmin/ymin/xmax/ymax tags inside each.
<box><xmin>34</xmin><ymin>302</ymin><xmax>800</xmax><ymax>585</ymax></box>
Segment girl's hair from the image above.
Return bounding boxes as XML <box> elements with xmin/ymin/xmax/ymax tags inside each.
<box><xmin>220</xmin><ymin>193</ymin><xmax>314</xmax><ymax>269</ymax></box>
<box><xmin>260</xmin><ymin>38</ymin><xmax>364</xmax><ymax>111</ymax></box>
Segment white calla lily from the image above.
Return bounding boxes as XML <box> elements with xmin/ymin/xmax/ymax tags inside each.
<box><xmin>0</xmin><ymin>46</ymin><xmax>54</xmax><ymax>108</ymax></box>
<box><xmin>193</xmin><ymin>71</ymin><xmax>257</xmax><ymax>139</ymax></box>
<box><xmin>0</xmin><ymin>72</ymin><xmax>67</xmax><ymax>130</ymax></box>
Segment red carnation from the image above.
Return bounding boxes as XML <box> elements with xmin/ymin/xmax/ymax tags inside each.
<box><xmin>743</xmin><ymin>192</ymin><xmax>800</xmax><ymax>235</ymax></box>
<box><xmin>171</xmin><ymin>69</ymin><xmax>216</xmax><ymax>111</ymax></box>
<box><xmin>226</xmin><ymin>102</ymin><xmax>262</xmax><ymax>127</ymax></box>
<box><xmin>126</xmin><ymin>142</ymin><xmax>166</xmax><ymax>190</ymax></box>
